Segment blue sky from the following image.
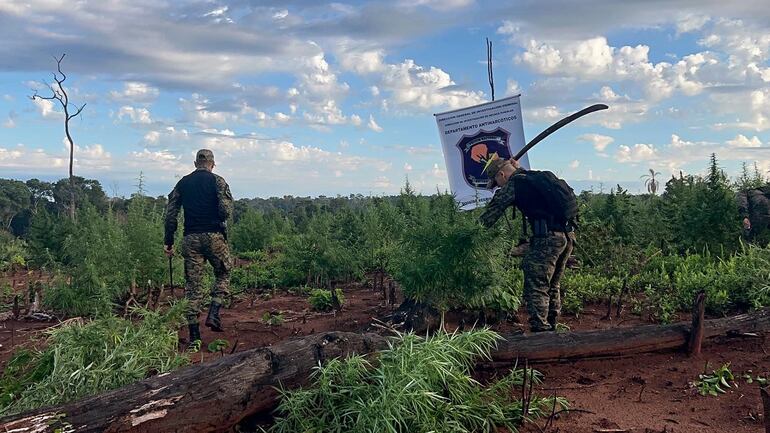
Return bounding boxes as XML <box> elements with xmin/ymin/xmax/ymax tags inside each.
<box><xmin>1</xmin><ymin>0</ymin><xmax>770</xmax><ymax>198</ymax></box>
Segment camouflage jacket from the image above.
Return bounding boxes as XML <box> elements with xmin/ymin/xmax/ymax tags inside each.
<box><xmin>479</xmin><ymin>169</ymin><xmax>522</xmax><ymax>228</ymax></box>
<box><xmin>164</xmin><ymin>168</ymin><xmax>233</xmax><ymax>245</ymax></box>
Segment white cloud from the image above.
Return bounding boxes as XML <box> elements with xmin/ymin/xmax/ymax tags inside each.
<box><xmin>350</xmin><ymin>114</ymin><xmax>362</xmax><ymax>126</ymax></box>
<box><xmin>404</xmin><ymin>163</ymin><xmax>413</xmax><ymax>171</ymax></box>
<box><xmin>117</xmin><ymin>106</ymin><xmax>153</xmax><ymax>124</ymax></box>
<box><xmin>506</xmin><ymin>79</ymin><xmax>521</xmax><ymax>96</ymax></box>
<box><xmin>676</xmin><ymin>14</ymin><xmax>710</xmax><ymax>34</ymax></box>
<box><xmin>615</xmin><ymin>143</ymin><xmax>657</xmax><ymax>163</ymax></box>
<box><xmin>142</xmin><ymin>126</ymin><xmax>189</xmax><ymax>146</ymax></box>
<box><xmin>569</xmin><ymin>159</ymin><xmax>580</xmax><ymax>169</ymax></box>
<box><xmin>0</xmin><ymin>141</ymin><xmax>110</xmax><ymax>172</ymax></box>
<box><xmin>711</xmin><ymin>88</ymin><xmax>770</xmax><ymax>131</ymax></box>
<box><xmin>578</xmin><ymin>133</ymin><xmax>614</xmax><ymax>152</ymax></box>
<box><xmin>367</xmin><ymin>114</ymin><xmax>383</xmax><ymax>132</ymax></box>
<box><xmin>109</xmin><ymin>82</ymin><xmax>159</xmax><ymax>103</ymax></box>
<box><xmin>32</xmin><ymin>98</ymin><xmax>61</xmax><ymax>119</ymax></box>
<box><xmin>370</xmin><ymin>86</ymin><xmax>380</xmax><ymax>96</ymax></box>
<box><xmin>338</xmin><ymin>48</ymin><xmax>385</xmax><ymax>74</ymax></box>
<box><xmin>0</xmin><ymin>145</ymin><xmax>66</xmax><ymax>170</ymax></box>
<box><xmin>506</xmin><ymin>33</ymin><xmax>719</xmax><ymax>103</ymax></box>
<box><xmin>407</xmin><ymin>0</ymin><xmax>474</xmax><ymax>11</ymax></box>
<box><xmin>669</xmin><ymin>134</ymin><xmax>697</xmax><ymax>148</ymax></box>
<box><xmin>525</xmin><ymin>106</ymin><xmax>563</xmax><ymax>122</ymax></box>
<box><xmin>272</xmin><ymin>9</ymin><xmax>289</xmax><ymax>20</ymax></box>
<box><xmin>379</xmin><ymin>59</ymin><xmax>486</xmax><ymax>111</ymax></box>
<box><xmin>144</xmin><ymin>131</ymin><xmax>160</xmax><ymax>144</ymax></box>
<box><xmin>726</xmin><ymin>134</ymin><xmax>763</xmax><ymax>147</ymax></box>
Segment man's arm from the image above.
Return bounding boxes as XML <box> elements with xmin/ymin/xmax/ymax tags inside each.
<box><xmin>479</xmin><ymin>182</ymin><xmax>516</xmax><ymax>228</ymax></box>
<box><xmin>215</xmin><ymin>175</ymin><xmax>234</xmax><ymax>222</ymax></box>
<box><xmin>164</xmin><ymin>185</ymin><xmax>182</xmax><ymax>247</ymax></box>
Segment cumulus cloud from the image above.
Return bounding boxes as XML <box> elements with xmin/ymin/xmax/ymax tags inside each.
<box><xmin>727</xmin><ymin>134</ymin><xmax>763</xmax><ymax>147</ymax></box>
<box><xmin>32</xmin><ymin>98</ymin><xmax>61</xmax><ymax>119</ymax></box>
<box><xmin>569</xmin><ymin>159</ymin><xmax>580</xmax><ymax>169</ymax></box>
<box><xmin>117</xmin><ymin>106</ymin><xmax>153</xmax><ymax>124</ymax></box>
<box><xmin>109</xmin><ymin>82</ymin><xmax>159</xmax><ymax>103</ymax></box>
<box><xmin>142</xmin><ymin>126</ymin><xmax>189</xmax><ymax>146</ymax></box>
<box><xmin>0</xmin><ymin>142</ymin><xmax>110</xmax><ymax>172</ymax></box>
<box><xmin>338</xmin><ymin>47</ymin><xmax>386</xmax><ymax>74</ymax></box>
<box><xmin>615</xmin><ymin>143</ymin><xmax>657</xmax><ymax>163</ymax></box>
<box><xmin>380</xmin><ymin>59</ymin><xmax>485</xmax><ymax>111</ymax></box>
<box><xmin>578</xmin><ymin>133</ymin><xmax>614</xmax><ymax>152</ymax></box>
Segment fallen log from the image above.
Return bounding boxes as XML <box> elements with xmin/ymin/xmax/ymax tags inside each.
<box><xmin>1</xmin><ymin>308</ymin><xmax>768</xmax><ymax>433</ymax></box>
<box><xmin>0</xmin><ymin>332</ymin><xmax>388</xmax><ymax>433</ymax></box>
<box><xmin>493</xmin><ymin>306</ymin><xmax>770</xmax><ymax>363</ymax></box>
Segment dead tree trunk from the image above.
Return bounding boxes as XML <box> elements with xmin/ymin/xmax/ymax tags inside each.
<box><xmin>1</xmin><ymin>308</ymin><xmax>768</xmax><ymax>433</ymax></box>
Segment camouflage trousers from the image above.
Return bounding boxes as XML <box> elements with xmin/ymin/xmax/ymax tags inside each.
<box><xmin>181</xmin><ymin>232</ymin><xmax>232</xmax><ymax>325</ymax></box>
<box><xmin>522</xmin><ymin>231</ymin><xmax>575</xmax><ymax>332</ymax></box>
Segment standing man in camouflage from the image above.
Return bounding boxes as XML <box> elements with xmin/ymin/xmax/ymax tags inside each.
<box><xmin>164</xmin><ymin>149</ymin><xmax>233</xmax><ymax>345</ymax></box>
<box><xmin>479</xmin><ymin>155</ymin><xmax>577</xmax><ymax>332</ymax></box>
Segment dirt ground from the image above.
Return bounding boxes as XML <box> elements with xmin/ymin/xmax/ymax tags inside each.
<box><xmin>0</xmin><ymin>275</ymin><xmax>767</xmax><ymax>432</ymax></box>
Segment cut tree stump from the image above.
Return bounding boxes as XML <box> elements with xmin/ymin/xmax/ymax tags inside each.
<box><xmin>1</xmin><ymin>308</ymin><xmax>768</xmax><ymax>433</ymax></box>
<box><xmin>687</xmin><ymin>291</ymin><xmax>706</xmax><ymax>357</ymax></box>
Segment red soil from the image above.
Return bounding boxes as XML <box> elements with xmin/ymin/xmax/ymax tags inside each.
<box><xmin>0</xmin><ymin>277</ymin><xmax>766</xmax><ymax>432</ymax></box>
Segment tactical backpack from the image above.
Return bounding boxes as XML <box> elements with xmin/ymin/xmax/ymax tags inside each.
<box><xmin>512</xmin><ymin>170</ymin><xmax>578</xmax><ymax>224</ymax></box>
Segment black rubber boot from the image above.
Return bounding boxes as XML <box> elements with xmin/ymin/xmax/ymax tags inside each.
<box><xmin>205</xmin><ymin>303</ymin><xmax>224</xmax><ymax>332</ymax></box>
<box><xmin>187</xmin><ymin>323</ymin><xmax>201</xmax><ymax>350</ymax></box>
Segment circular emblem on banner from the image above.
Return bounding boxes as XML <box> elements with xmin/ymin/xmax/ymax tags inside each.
<box><xmin>455</xmin><ymin>127</ymin><xmax>512</xmax><ymax>189</ymax></box>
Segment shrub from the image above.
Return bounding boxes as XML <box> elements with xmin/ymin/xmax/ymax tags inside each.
<box><xmin>308</xmin><ymin>288</ymin><xmax>345</xmax><ymax>311</ymax></box>
<box><xmin>389</xmin><ymin>194</ymin><xmax>504</xmax><ymax>310</ymax></box>
<box><xmin>270</xmin><ymin>329</ymin><xmax>566</xmax><ymax>433</ymax></box>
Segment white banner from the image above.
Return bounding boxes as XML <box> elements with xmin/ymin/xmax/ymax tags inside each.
<box><xmin>434</xmin><ymin>95</ymin><xmax>529</xmax><ymax>210</ymax></box>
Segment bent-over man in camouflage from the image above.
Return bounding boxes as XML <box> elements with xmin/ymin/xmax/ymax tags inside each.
<box><xmin>479</xmin><ymin>155</ymin><xmax>577</xmax><ymax>332</ymax></box>
<box><xmin>164</xmin><ymin>149</ymin><xmax>233</xmax><ymax>345</ymax></box>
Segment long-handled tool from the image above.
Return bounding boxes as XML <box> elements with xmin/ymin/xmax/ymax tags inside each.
<box><xmin>513</xmin><ymin>103</ymin><xmax>609</xmax><ymax>160</ymax></box>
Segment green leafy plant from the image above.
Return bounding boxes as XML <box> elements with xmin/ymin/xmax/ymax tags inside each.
<box><xmin>207</xmin><ymin>339</ymin><xmax>230</xmax><ymax>354</ymax></box>
<box><xmin>0</xmin><ymin>303</ymin><xmax>189</xmax><ymax>415</ymax></box>
<box><xmin>693</xmin><ymin>363</ymin><xmax>735</xmax><ymax>396</ymax></box>
<box><xmin>270</xmin><ymin>329</ymin><xmax>566</xmax><ymax>433</ymax></box>
<box><xmin>308</xmin><ymin>288</ymin><xmax>345</xmax><ymax>312</ymax></box>
<box><xmin>261</xmin><ymin>311</ymin><xmax>285</xmax><ymax>326</ymax></box>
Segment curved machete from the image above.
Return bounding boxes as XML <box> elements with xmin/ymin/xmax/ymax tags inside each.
<box><xmin>513</xmin><ymin>103</ymin><xmax>609</xmax><ymax>161</ymax></box>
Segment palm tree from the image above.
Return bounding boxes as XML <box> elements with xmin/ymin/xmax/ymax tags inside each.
<box><xmin>640</xmin><ymin>169</ymin><xmax>661</xmax><ymax>195</ymax></box>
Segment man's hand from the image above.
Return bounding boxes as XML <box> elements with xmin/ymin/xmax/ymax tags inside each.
<box><xmin>164</xmin><ymin>245</ymin><xmax>174</xmax><ymax>257</ymax></box>
<box><xmin>509</xmin><ymin>158</ymin><xmax>521</xmax><ymax>170</ymax></box>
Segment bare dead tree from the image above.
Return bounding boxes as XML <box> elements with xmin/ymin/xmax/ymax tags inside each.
<box><xmin>30</xmin><ymin>53</ymin><xmax>86</xmax><ymax>220</ymax></box>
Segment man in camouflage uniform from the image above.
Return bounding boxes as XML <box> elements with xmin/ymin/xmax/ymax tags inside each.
<box><xmin>479</xmin><ymin>157</ymin><xmax>576</xmax><ymax>332</ymax></box>
<box><xmin>164</xmin><ymin>149</ymin><xmax>233</xmax><ymax>345</ymax></box>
